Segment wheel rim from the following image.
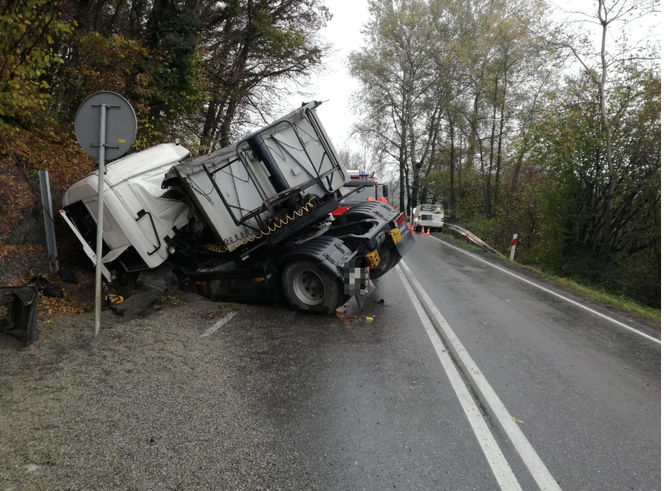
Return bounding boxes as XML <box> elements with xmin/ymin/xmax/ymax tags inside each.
<box><xmin>293</xmin><ymin>269</ymin><xmax>325</xmax><ymax>306</ymax></box>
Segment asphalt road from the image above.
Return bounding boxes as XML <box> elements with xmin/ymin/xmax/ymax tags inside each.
<box><xmin>234</xmin><ymin>234</ymin><xmax>661</xmax><ymax>490</ymax></box>
<box><xmin>389</xmin><ymin>234</ymin><xmax>661</xmax><ymax>490</ymax></box>
<box><xmin>1</xmin><ymin>234</ymin><xmax>660</xmax><ymax>490</ymax></box>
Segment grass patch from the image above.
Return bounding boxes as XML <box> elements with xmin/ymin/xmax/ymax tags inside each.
<box><xmin>536</xmin><ymin>275</ymin><xmax>660</xmax><ymax>325</ymax></box>
<box><xmin>434</xmin><ymin>230</ymin><xmax>661</xmax><ymax>326</ymax></box>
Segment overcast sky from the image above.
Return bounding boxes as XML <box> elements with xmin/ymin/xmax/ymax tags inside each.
<box><xmin>285</xmin><ymin>0</ymin><xmax>370</xmax><ymax>151</ymax></box>
<box><xmin>285</xmin><ymin>0</ymin><xmax>660</xmax><ymax>154</ymax></box>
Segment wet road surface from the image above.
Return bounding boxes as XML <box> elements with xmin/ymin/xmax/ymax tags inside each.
<box><xmin>2</xmin><ymin>235</ymin><xmax>659</xmax><ymax>490</ymax></box>
<box><xmin>228</xmin><ymin>234</ymin><xmax>661</xmax><ymax>490</ymax></box>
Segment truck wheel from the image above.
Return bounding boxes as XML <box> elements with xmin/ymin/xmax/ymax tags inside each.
<box><xmin>282</xmin><ymin>261</ymin><xmax>345</xmax><ymax>315</ymax></box>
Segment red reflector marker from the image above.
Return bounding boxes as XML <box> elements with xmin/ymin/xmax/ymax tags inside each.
<box><xmin>396</xmin><ymin>213</ymin><xmax>406</xmax><ymax>226</ymax></box>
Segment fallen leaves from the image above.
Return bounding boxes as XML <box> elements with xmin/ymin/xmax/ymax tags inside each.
<box><xmin>37</xmin><ymin>292</ymin><xmax>89</xmax><ymax>323</ymax></box>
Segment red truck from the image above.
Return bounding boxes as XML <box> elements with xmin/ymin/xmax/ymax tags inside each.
<box><xmin>332</xmin><ymin>170</ymin><xmax>390</xmax><ymax>217</ymax></box>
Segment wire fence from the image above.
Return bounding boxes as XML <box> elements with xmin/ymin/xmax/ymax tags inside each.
<box><xmin>0</xmin><ymin>163</ymin><xmax>61</xmax><ymax>245</ymax></box>
<box><xmin>0</xmin><ymin>160</ymin><xmax>73</xmax><ymax>283</ymax></box>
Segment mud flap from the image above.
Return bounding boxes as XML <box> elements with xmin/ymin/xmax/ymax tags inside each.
<box><xmin>395</xmin><ymin>223</ymin><xmax>415</xmax><ymax>258</ymax></box>
<box><xmin>354</xmin><ymin>280</ymin><xmax>375</xmax><ymax>309</ymax></box>
<box><xmin>345</xmin><ymin>265</ymin><xmax>374</xmax><ymax>309</ymax></box>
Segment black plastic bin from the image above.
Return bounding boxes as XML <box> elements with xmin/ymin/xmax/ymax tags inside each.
<box><xmin>0</xmin><ymin>286</ymin><xmax>39</xmax><ymax>347</ymax></box>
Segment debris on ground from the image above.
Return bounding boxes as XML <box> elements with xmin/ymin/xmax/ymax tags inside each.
<box><xmin>7</xmin><ymin>270</ymin><xmax>95</xmax><ymax>324</ymax></box>
<box><xmin>30</xmin><ymin>276</ymin><xmax>64</xmax><ymax>298</ymax></box>
<box><xmin>57</xmin><ymin>269</ymin><xmax>78</xmax><ymax>284</ymax></box>
<box><xmin>105</xmin><ymin>294</ymin><xmax>125</xmax><ymax>316</ymax></box>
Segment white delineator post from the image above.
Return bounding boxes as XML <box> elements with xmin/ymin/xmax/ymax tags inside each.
<box><xmin>509</xmin><ymin>234</ymin><xmax>518</xmax><ymax>262</ymax></box>
<box><xmin>94</xmin><ymin>104</ymin><xmax>107</xmax><ymax>337</ymax></box>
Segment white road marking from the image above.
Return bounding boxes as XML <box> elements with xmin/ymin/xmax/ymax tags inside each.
<box><xmin>395</xmin><ymin>265</ymin><xmax>524</xmax><ymax>491</ymax></box>
<box><xmin>200</xmin><ymin>312</ymin><xmax>238</xmax><ymax>338</ymax></box>
<box><xmin>399</xmin><ymin>260</ymin><xmax>563</xmax><ymax>491</ymax></box>
<box><xmin>429</xmin><ymin>235</ymin><xmax>661</xmax><ymax>345</ymax></box>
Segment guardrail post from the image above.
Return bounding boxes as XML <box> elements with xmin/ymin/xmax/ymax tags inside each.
<box><xmin>509</xmin><ymin>234</ymin><xmax>518</xmax><ymax>261</ymax></box>
<box><xmin>39</xmin><ymin>170</ymin><xmax>59</xmax><ymax>272</ymax></box>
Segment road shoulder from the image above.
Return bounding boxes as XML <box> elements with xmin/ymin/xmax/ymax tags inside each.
<box><xmin>431</xmin><ymin>232</ymin><xmax>661</xmax><ymax>340</ymax></box>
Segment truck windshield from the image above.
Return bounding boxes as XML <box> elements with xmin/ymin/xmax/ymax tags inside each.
<box><xmin>341</xmin><ymin>180</ymin><xmax>376</xmax><ymax>204</ymax></box>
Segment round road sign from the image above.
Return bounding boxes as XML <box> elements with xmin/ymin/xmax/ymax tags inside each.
<box><xmin>74</xmin><ymin>91</ymin><xmax>137</xmax><ymax>161</ymax></box>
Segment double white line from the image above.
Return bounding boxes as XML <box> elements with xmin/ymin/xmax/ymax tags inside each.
<box><xmin>397</xmin><ymin>261</ymin><xmax>562</xmax><ymax>491</ymax></box>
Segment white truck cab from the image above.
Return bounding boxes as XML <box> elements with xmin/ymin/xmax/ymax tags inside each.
<box><xmin>61</xmin><ymin>143</ymin><xmax>192</xmax><ymax>278</ymax></box>
<box><xmin>412</xmin><ymin>203</ymin><xmax>444</xmax><ymax>232</ymax></box>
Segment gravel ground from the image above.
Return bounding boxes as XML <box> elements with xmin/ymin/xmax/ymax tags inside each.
<box><xmin>0</xmin><ymin>290</ymin><xmax>318</xmax><ymax>491</ymax></box>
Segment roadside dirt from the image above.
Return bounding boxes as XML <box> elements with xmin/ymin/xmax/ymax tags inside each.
<box><xmin>0</xmin><ymin>284</ymin><xmax>380</xmax><ymax>490</ymax></box>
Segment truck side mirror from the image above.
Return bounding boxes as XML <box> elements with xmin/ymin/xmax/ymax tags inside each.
<box><xmin>382</xmin><ymin>184</ymin><xmax>389</xmax><ymax>198</ymax></box>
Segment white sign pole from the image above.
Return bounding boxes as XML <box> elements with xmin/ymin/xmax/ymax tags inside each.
<box><xmin>74</xmin><ymin>91</ymin><xmax>136</xmax><ymax>337</ymax></box>
<box><xmin>94</xmin><ymin>104</ymin><xmax>107</xmax><ymax>337</ymax></box>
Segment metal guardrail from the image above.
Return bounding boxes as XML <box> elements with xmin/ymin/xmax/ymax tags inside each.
<box><xmin>443</xmin><ymin>223</ymin><xmax>503</xmax><ymax>256</ymax></box>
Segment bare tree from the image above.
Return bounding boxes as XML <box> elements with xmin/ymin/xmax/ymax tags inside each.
<box><xmin>349</xmin><ymin>0</ymin><xmax>441</xmax><ymax>213</ymax></box>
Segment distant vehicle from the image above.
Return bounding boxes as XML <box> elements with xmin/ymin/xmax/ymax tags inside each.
<box><xmin>412</xmin><ymin>204</ymin><xmax>444</xmax><ymax>232</ymax></box>
<box><xmin>331</xmin><ymin>170</ymin><xmax>390</xmax><ymax>216</ymax></box>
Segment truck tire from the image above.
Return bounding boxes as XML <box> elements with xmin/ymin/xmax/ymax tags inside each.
<box><xmin>371</xmin><ymin>244</ymin><xmax>398</xmax><ymax>279</ymax></box>
<box><xmin>281</xmin><ymin>260</ymin><xmax>347</xmax><ymax>315</ymax></box>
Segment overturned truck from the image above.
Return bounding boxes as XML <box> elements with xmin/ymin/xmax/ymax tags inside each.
<box><xmin>61</xmin><ymin>102</ymin><xmax>414</xmax><ymax>314</ymax></box>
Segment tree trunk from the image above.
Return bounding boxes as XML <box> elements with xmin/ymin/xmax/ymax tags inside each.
<box><xmin>399</xmin><ymin>162</ymin><xmax>405</xmax><ymax>213</ymax></box>
<box><xmin>408</xmin><ymin>85</ymin><xmax>420</xmax><ymax>210</ymax></box>
<box><xmin>399</xmin><ymin>79</ymin><xmax>409</xmax><ymax>213</ymax></box>
<box><xmin>466</xmin><ymin>93</ymin><xmax>480</xmax><ymax>171</ymax></box>
<box><xmin>200</xmin><ymin>0</ymin><xmax>253</xmax><ymax>150</ymax></box>
<box><xmin>598</xmin><ymin>5</ymin><xmax>614</xmax><ymax>264</ymax></box>
<box><xmin>217</xmin><ymin>91</ymin><xmax>242</xmax><ymax>147</ymax></box>
<box><xmin>510</xmin><ymin>147</ymin><xmax>526</xmax><ymax>195</ymax></box>
<box><xmin>486</xmin><ymin>76</ymin><xmax>499</xmax><ymax>217</ymax></box>
<box><xmin>494</xmin><ymin>71</ymin><xmax>507</xmax><ymax>208</ymax></box>
<box><xmin>405</xmin><ymin>165</ymin><xmax>412</xmax><ymax>214</ymax></box>
<box><xmin>200</xmin><ymin>94</ymin><xmax>220</xmax><ymax>150</ymax></box>
<box><xmin>458</xmin><ymin>126</ymin><xmax>464</xmax><ymax>199</ymax></box>
<box><xmin>447</xmin><ymin>108</ymin><xmax>456</xmax><ymax>210</ymax></box>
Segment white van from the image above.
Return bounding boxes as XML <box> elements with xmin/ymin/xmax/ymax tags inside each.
<box><xmin>412</xmin><ymin>204</ymin><xmax>444</xmax><ymax>232</ymax></box>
